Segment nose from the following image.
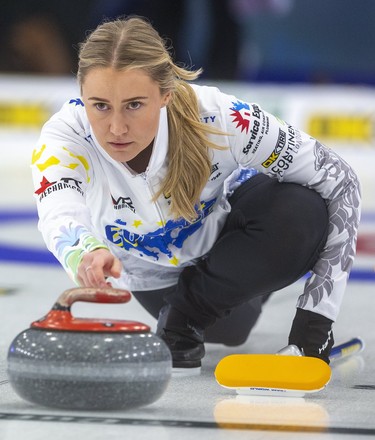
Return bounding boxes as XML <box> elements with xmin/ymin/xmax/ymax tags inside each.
<box><xmin>109</xmin><ymin>112</ymin><xmax>128</xmax><ymax>136</ymax></box>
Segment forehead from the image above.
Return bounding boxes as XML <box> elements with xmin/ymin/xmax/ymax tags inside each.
<box><xmin>82</xmin><ymin>67</ymin><xmax>159</xmax><ymax>97</ymax></box>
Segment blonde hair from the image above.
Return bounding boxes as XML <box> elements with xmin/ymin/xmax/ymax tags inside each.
<box><xmin>78</xmin><ymin>16</ymin><xmax>225</xmax><ymax>221</ymax></box>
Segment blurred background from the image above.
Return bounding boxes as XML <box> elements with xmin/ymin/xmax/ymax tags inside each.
<box><xmin>1</xmin><ymin>0</ymin><xmax>374</xmax><ymax>83</ymax></box>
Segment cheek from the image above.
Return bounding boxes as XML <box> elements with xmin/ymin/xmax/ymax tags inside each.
<box><xmin>140</xmin><ymin>112</ymin><xmax>161</xmax><ymax>138</ymax></box>
<box><xmin>87</xmin><ymin>114</ymin><xmax>107</xmax><ymax>135</ymax></box>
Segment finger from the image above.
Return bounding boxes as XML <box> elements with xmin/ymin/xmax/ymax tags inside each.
<box><xmin>85</xmin><ymin>265</ymin><xmax>107</xmax><ymax>288</ymax></box>
<box><xmin>110</xmin><ymin>257</ymin><xmax>122</xmax><ymax>278</ymax></box>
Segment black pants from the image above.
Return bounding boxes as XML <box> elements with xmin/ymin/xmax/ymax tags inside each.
<box><xmin>133</xmin><ymin>174</ymin><xmax>329</xmax><ymax>346</ymax></box>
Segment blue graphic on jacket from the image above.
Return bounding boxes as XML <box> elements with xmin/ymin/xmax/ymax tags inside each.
<box><xmin>237</xmin><ymin>167</ymin><xmax>259</xmax><ymax>183</ymax></box>
<box><xmin>69</xmin><ymin>98</ymin><xmax>84</xmax><ymax>106</ymax></box>
<box><xmin>105</xmin><ymin>198</ymin><xmax>217</xmax><ymax>262</ymax></box>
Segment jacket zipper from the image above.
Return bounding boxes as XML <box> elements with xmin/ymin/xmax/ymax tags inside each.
<box><xmin>141</xmin><ymin>170</ymin><xmax>166</xmax><ymax>232</ymax></box>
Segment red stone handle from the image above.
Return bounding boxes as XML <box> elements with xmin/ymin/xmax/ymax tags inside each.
<box><xmin>53</xmin><ymin>287</ymin><xmax>132</xmax><ymax>308</ymax></box>
<box><xmin>31</xmin><ymin>287</ymin><xmax>150</xmax><ymax>333</ymax></box>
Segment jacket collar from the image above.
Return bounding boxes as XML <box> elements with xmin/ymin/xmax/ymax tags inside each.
<box><xmin>146</xmin><ymin>106</ymin><xmax>169</xmax><ymax>177</ymax></box>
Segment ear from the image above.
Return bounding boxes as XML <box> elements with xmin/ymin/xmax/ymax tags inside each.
<box><xmin>161</xmin><ymin>91</ymin><xmax>172</xmax><ymax>107</ymax></box>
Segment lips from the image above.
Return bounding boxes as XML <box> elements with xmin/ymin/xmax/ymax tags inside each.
<box><xmin>108</xmin><ymin>141</ymin><xmax>133</xmax><ymax>149</ymax></box>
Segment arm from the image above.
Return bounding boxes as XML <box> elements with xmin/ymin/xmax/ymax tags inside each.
<box><xmin>242</xmin><ymin>113</ymin><xmax>361</xmax><ymax>321</ymax></box>
<box><xmin>285</xmin><ymin>140</ymin><xmax>361</xmax><ymax>362</ymax></box>
<box><xmin>223</xmin><ymin>96</ymin><xmax>361</xmax><ymax>361</ymax></box>
<box><xmin>31</xmin><ymin>119</ymin><xmax>122</xmax><ymax>287</ymax></box>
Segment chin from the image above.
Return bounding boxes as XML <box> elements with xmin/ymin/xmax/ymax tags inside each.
<box><xmin>107</xmin><ymin>151</ymin><xmax>130</xmax><ymax>163</ymax></box>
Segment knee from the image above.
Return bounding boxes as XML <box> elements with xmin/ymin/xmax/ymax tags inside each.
<box><xmin>272</xmin><ymin>183</ymin><xmax>328</xmax><ymax>242</ymax></box>
<box><xmin>265</xmin><ymin>184</ymin><xmax>329</xmax><ymax>277</ymax></box>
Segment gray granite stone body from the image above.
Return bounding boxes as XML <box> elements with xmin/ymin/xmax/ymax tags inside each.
<box><xmin>7</xmin><ymin>328</ymin><xmax>172</xmax><ymax>410</ymax></box>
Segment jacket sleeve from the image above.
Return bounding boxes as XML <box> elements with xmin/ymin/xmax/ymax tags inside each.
<box><xmin>31</xmin><ymin>119</ymin><xmax>109</xmax><ymax>284</ymax></box>
<box><xmin>220</xmin><ymin>93</ymin><xmax>361</xmax><ymax>323</ymax></box>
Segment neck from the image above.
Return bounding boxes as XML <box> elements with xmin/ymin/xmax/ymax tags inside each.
<box><xmin>126</xmin><ymin>141</ymin><xmax>154</xmax><ymax>174</ymax></box>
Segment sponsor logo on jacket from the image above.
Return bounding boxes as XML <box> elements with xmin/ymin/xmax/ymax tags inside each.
<box><xmin>268</xmin><ymin>125</ymin><xmax>302</xmax><ymax>178</ymax></box>
<box><xmin>230</xmin><ymin>100</ymin><xmax>251</xmax><ymax>134</ymax></box>
<box><xmin>261</xmin><ymin>129</ymin><xmax>287</xmax><ymax>168</ymax></box>
<box><xmin>35</xmin><ymin>176</ymin><xmax>84</xmax><ymax>200</ymax></box>
<box><xmin>210</xmin><ymin>162</ymin><xmax>222</xmax><ymax>181</ymax></box>
<box><xmin>111</xmin><ymin>195</ymin><xmax>136</xmax><ymax>213</ymax></box>
<box><xmin>200</xmin><ymin>115</ymin><xmax>217</xmax><ymax>124</ymax></box>
<box><xmin>242</xmin><ymin>104</ymin><xmax>269</xmax><ymax>155</ymax></box>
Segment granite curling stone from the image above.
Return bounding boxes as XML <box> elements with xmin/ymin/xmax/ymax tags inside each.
<box><xmin>7</xmin><ymin>287</ymin><xmax>172</xmax><ymax>410</ymax></box>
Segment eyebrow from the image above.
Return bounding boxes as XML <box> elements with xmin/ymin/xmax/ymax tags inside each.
<box><xmin>87</xmin><ymin>96</ymin><xmax>148</xmax><ymax>103</ymax></box>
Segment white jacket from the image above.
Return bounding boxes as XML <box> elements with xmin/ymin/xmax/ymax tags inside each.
<box><xmin>31</xmin><ymin>84</ymin><xmax>361</xmax><ymax>322</ymax></box>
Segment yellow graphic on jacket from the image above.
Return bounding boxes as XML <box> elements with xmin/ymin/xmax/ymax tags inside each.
<box><xmin>32</xmin><ymin>145</ymin><xmax>91</xmax><ymax>183</ymax></box>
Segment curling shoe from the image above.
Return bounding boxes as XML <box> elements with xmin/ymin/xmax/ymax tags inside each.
<box><xmin>156</xmin><ymin>305</ymin><xmax>205</xmax><ymax>373</ymax></box>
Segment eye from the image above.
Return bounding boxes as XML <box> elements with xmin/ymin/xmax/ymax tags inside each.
<box><xmin>94</xmin><ymin>102</ymin><xmax>109</xmax><ymax>111</ymax></box>
<box><xmin>127</xmin><ymin>101</ymin><xmax>142</xmax><ymax>110</ymax></box>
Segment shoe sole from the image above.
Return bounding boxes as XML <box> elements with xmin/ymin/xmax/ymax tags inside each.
<box><xmin>172</xmin><ymin>366</ymin><xmax>201</xmax><ymax>377</ymax></box>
